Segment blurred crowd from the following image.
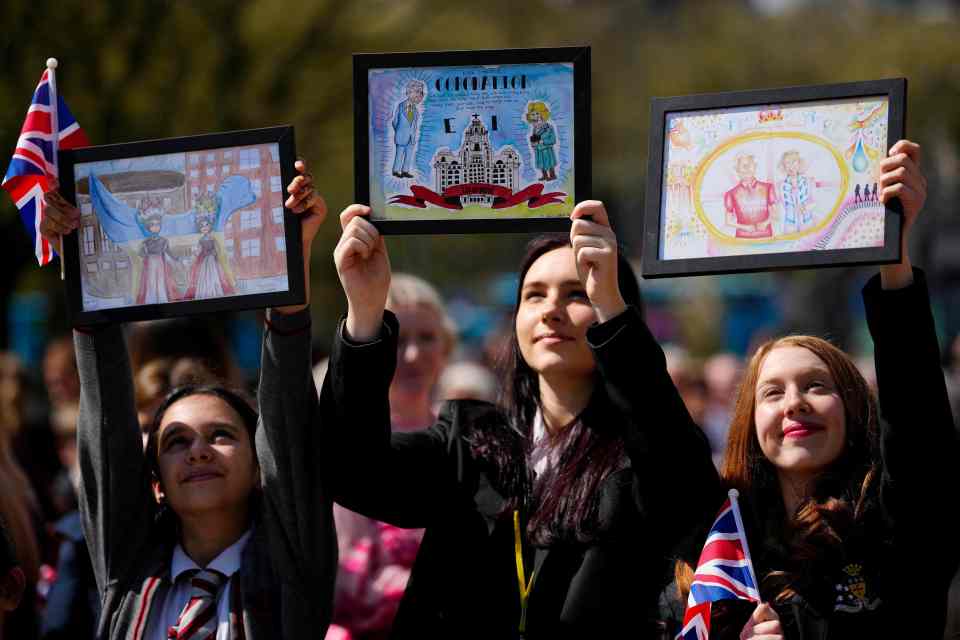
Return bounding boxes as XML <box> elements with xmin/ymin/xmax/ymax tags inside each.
<box><xmin>2</xmin><ymin>267</ymin><xmax>960</xmax><ymax>640</ymax></box>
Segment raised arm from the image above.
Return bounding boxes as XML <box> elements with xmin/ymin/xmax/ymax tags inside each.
<box><xmin>73</xmin><ymin>326</ymin><xmax>155</xmax><ymax>595</ymax></box>
<box><xmin>867</xmin><ymin>141</ymin><xmax>957</xmax><ymax>541</ymax></box>
<box><xmin>570</xmin><ymin>202</ymin><xmax>722</xmax><ymax>548</ymax></box>
<box><xmin>254</xmin><ymin>160</ymin><xmax>336</xmax><ymax>626</ymax></box>
<box><xmin>324</xmin><ymin>204</ymin><xmax>464</xmax><ymax>527</ymax></box>
<box><xmin>38</xmin><ymin>187</ymin><xmax>155</xmax><ymax>595</ymax></box>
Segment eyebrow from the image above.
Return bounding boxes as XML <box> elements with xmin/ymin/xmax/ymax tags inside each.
<box><xmin>757</xmin><ymin>367</ymin><xmax>833</xmax><ymax>385</ymax></box>
<box><xmin>159</xmin><ymin>424</ymin><xmax>188</xmax><ymax>448</ymax></box>
<box><xmin>521</xmin><ymin>279</ymin><xmax>584</xmax><ymax>290</ymax></box>
<box><xmin>159</xmin><ymin>421</ymin><xmax>242</xmax><ymax>446</ymax></box>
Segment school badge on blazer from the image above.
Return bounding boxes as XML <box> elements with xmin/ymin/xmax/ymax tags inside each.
<box><xmin>833</xmin><ymin>563</ymin><xmax>881</xmax><ymax>613</ymax></box>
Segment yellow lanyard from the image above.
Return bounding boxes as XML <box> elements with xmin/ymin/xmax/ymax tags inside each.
<box><xmin>513</xmin><ymin>510</ymin><xmax>539</xmax><ymax>636</ymax></box>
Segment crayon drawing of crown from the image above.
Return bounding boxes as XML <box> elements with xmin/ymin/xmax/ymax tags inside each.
<box><xmin>137</xmin><ymin>196</ymin><xmax>165</xmax><ymax>225</ymax></box>
<box><xmin>759</xmin><ymin>108</ymin><xmax>784</xmax><ymax>123</ymax></box>
<box><xmin>195</xmin><ymin>194</ymin><xmax>219</xmax><ymax>227</ymax></box>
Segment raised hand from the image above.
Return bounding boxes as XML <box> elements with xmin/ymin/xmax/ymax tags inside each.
<box><xmin>274</xmin><ymin>159</ymin><xmax>327</xmax><ymax>315</ymax></box>
<box><xmin>878</xmin><ymin>140</ymin><xmax>926</xmax><ymax>290</ymax></box>
<box><xmin>333</xmin><ymin>205</ymin><xmax>391</xmax><ymax>342</ymax></box>
<box><xmin>39</xmin><ymin>183</ymin><xmax>80</xmax><ymax>246</ymax></box>
<box><xmin>569</xmin><ymin>200</ymin><xmax>626</xmax><ymax>322</ymax></box>
<box><xmin>739</xmin><ymin>602</ymin><xmax>783</xmax><ymax>640</ymax></box>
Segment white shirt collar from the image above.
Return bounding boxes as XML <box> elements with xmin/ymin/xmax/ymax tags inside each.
<box><xmin>530</xmin><ymin>410</ymin><xmax>558</xmax><ymax>477</ymax></box>
<box><xmin>170</xmin><ymin>529</ymin><xmax>252</xmax><ymax>582</ymax></box>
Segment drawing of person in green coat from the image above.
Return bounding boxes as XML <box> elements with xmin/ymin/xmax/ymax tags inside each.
<box><xmin>525</xmin><ymin>101</ymin><xmax>558</xmax><ymax>181</ymax></box>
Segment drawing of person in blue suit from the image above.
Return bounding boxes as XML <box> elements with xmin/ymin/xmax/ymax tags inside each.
<box><xmin>392</xmin><ymin>80</ymin><xmax>425</xmax><ymax>179</ymax></box>
<box><xmin>525</xmin><ymin>101</ymin><xmax>558</xmax><ymax>181</ymax></box>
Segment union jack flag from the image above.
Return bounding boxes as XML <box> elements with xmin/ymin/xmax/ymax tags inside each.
<box><xmin>677</xmin><ymin>489</ymin><xmax>760</xmax><ymax>640</ymax></box>
<box><xmin>3</xmin><ymin>66</ymin><xmax>89</xmax><ymax>265</ymax></box>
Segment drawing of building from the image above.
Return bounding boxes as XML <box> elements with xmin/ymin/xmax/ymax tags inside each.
<box><xmin>433</xmin><ymin>114</ymin><xmax>521</xmax><ymax>205</ymax></box>
<box><xmin>184</xmin><ymin>144</ymin><xmax>286</xmax><ymax>281</ymax></box>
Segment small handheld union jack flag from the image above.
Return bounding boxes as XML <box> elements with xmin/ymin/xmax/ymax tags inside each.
<box><xmin>677</xmin><ymin>489</ymin><xmax>760</xmax><ymax>640</ymax></box>
<box><xmin>3</xmin><ymin>59</ymin><xmax>89</xmax><ymax>266</ymax></box>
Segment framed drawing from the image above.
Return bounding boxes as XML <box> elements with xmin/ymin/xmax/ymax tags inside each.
<box><xmin>641</xmin><ymin>78</ymin><xmax>906</xmax><ymax>278</ymax></box>
<box><xmin>58</xmin><ymin>126</ymin><xmax>303</xmax><ymax>325</ymax></box>
<box><xmin>354</xmin><ymin>47</ymin><xmax>591</xmax><ymax>234</ymax></box>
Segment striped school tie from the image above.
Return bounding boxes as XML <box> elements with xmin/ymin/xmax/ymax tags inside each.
<box><xmin>167</xmin><ymin>569</ymin><xmax>227</xmax><ymax>640</ymax></box>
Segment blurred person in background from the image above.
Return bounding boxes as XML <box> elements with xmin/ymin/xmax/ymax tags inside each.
<box><xmin>702</xmin><ymin>352</ymin><xmax>743</xmax><ymax>467</ymax></box>
<box><xmin>41</xmin><ymin>400</ymin><xmax>98</xmax><ymax>640</ymax></box>
<box><xmin>126</xmin><ymin>317</ymin><xmax>245</xmax><ymax>390</ymax></box>
<box><xmin>43</xmin><ymin>336</ymin><xmax>82</xmax><ymax>515</ymax></box>
<box><xmin>3</xmin><ymin>350</ymin><xmax>63</xmax><ymax>527</ymax></box>
<box><xmin>436</xmin><ymin>361</ymin><xmax>498</xmax><ymax>404</ymax></box>
<box><xmin>43</xmin><ymin>337</ymin><xmax>80</xmax><ymax>412</ymax></box>
<box><xmin>0</xmin><ymin>516</ymin><xmax>28</xmax><ymax>640</ymax></box>
<box><xmin>330</xmin><ymin>273</ymin><xmax>457</xmax><ymax>640</ymax></box>
<box><xmin>0</xmin><ymin>413</ymin><xmax>40</xmax><ymax>640</ymax></box>
<box><xmin>664</xmin><ymin>346</ymin><xmax>709</xmax><ymax>429</ymax></box>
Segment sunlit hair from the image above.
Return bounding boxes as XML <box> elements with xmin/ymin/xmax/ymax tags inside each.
<box><xmin>678</xmin><ymin>335</ymin><xmax>880</xmax><ymax>603</ymax></box>
<box><xmin>386</xmin><ymin>273</ymin><xmax>458</xmax><ymax>355</ymax></box>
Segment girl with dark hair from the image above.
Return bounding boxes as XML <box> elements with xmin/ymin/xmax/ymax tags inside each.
<box><xmin>676</xmin><ymin>140</ymin><xmax>959</xmax><ymax>639</ymax></box>
<box><xmin>324</xmin><ymin>200</ymin><xmax>720</xmax><ymax>637</ymax></box>
<box><xmin>38</xmin><ymin>161</ymin><xmax>337</xmax><ymax>640</ymax></box>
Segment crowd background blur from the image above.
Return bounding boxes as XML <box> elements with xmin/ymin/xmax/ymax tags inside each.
<box><xmin>2</xmin><ymin>1</ymin><xmax>959</xmax><ymax>639</ymax></box>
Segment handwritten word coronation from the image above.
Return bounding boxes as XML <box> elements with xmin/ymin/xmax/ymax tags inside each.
<box><xmin>433</xmin><ymin>74</ymin><xmax>528</xmax><ymax>92</ymax></box>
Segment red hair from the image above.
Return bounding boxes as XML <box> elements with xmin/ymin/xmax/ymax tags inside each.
<box><xmin>678</xmin><ymin>335</ymin><xmax>880</xmax><ymax>603</ymax></box>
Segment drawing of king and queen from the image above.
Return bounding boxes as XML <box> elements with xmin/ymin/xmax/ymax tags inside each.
<box><xmin>386</xmin><ymin>78</ymin><xmax>564</xmax><ymax>209</ymax></box>
<box><xmin>79</xmin><ymin>170</ymin><xmax>260</xmax><ymax>307</ymax></box>
<box><xmin>722</xmin><ymin>149</ymin><xmax>817</xmax><ymax>239</ymax></box>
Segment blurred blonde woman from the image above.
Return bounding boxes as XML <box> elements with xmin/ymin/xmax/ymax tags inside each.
<box><xmin>331</xmin><ymin>273</ymin><xmax>457</xmax><ymax>639</ymax></box>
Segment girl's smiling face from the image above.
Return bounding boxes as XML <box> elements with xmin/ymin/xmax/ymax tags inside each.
<box><xmin>153</xmin><ymin>394</ymin><xmax>258</xmax><ymax>518</ymax></box>
<box><xmin>515</xmin><ymin>246</ymin><xmax>596</xmax><ymax>382</ymax></box>
<box><xmin>753</xmin><ymin>346</ymin><xmax>847</xmax><ymax>485</ymax></box>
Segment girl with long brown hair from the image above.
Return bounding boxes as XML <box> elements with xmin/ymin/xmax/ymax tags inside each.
<box><xmin>678</xmin><ymin>140</ymin><xmax>959</xmax><ymax>639</ymax></box>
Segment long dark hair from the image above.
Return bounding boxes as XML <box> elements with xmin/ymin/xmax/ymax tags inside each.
<box><xmin>469</xmin><ymin>234</ymin><xmax>643</xmax><ymax>545</ymax></box>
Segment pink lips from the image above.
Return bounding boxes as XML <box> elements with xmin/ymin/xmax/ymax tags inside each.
<box><xmin>782</xmin><ymin>421</ymin><xmax>824</xmax><ymax>439</ymax></box>
<box><xmin>535</xmin><ymin>332</ymin><xmax>572</xmax><ymax>344</ymax></box>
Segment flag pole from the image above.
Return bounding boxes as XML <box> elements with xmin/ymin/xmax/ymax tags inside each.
<box><xmin>46</xmin><ymin>57</ymin><xmax>65</xmax><ymax>281</ymax></box>
<box><xmin>728</xmin><ymin>488</ymin><xmax>761</xmax><ymax>600</ymax></box>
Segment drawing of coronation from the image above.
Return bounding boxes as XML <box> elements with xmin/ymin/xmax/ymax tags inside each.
<box><xmin>432</xmin><ymin>114</ymin><xmax>521</xmax><ymax>205</ymax></box>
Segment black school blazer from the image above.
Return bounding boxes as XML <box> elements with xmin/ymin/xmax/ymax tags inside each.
<box><xmin>323</xmin><ymin>306</ymin><xmax>722</xmax><ymax>639</ymax></box>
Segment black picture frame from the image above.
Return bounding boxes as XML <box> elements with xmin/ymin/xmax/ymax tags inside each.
<box><xmin>641</xmin><ymin>78</ymin><xmax>906</xmax><ymax>278</ymax></box>
<box><xmin>59</xmin><ymin>125</ymin><xmax>303</xmax><ymax>325</ymax></box>
<box><xmin>354</xmin><ymin>46</ymin><xmax>591</xmax><ymax>234</ymax></box>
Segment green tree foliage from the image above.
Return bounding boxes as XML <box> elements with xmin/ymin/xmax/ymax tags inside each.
<box><xmin>1</xmin><ymin>0</ymin><xmax>957</xmax><ymax>341</ymax></box>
